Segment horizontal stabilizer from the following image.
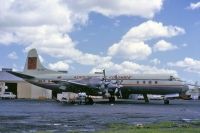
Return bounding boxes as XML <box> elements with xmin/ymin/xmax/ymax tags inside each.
<box><xmin>7</xmin><ymin>71</ymin><xmax>35</xmax><ymax>79</ymax></box>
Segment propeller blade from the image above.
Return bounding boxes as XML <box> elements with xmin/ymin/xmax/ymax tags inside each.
<box><xmin>103</xmin><ymin>69</ymin><xmax>106</xmax><ymax>81</ymax></box>
<box><xmin>119</xmin><ymin>89</ymin><xmax>122</xmax><ymax>98</ymax></box>
<box><xmin>114</xmin><ymin>88</ymin><xmax>118</xmax><ymax>94</ymax></box>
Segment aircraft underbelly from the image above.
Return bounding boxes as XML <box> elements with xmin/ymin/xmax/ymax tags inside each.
<box><xmin>122</xmin><ymin>86</ymin><xmax>182</xmax><ymax>95</ymax></box>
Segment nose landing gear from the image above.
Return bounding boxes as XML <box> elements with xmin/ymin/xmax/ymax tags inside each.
<box><xmin>109</xmin><ymin>96</ymin><xmax>115</xmax><ymax>103</ymax></box>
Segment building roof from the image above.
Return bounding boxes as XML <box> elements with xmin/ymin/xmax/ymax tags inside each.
<box><xmin>0</xmin><ymin>71</ymin><xmax>24</xmax><ymax>82</ymax></box>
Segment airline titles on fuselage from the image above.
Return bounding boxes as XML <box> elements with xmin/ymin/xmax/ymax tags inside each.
<box><xmin>73</xmin><ymin>75</ymin><xmax>132</xmax><ymax>80</ymax></box>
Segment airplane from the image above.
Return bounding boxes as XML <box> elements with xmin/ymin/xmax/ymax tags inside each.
<box><xmin>8</xmin><ymin>49</ymin><xmax>189</xmax><ymax>104</ymax></box>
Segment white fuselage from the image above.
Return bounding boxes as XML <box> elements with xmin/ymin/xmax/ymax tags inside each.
<box><xmin>27</xmin><ymin>73</ymin><xmax>188</xmax><ymax>95</ymax></box>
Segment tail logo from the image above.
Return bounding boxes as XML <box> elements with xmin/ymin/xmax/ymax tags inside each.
<box><xmin>28</xmin><ymin>57</ymin><xmax>37</xmax><ymax>70</ymax></box>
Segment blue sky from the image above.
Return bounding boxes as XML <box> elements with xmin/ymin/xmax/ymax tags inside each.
<box><xmin>0</xmin><ymin>0</ymin><xmax>200</xmax><ymax>82</ymax></box>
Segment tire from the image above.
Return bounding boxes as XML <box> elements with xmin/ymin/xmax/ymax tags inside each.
<box><xmin>85</xmin><ymin>97</ymin><xmax>94</xmax><ymax>105</ymax></box>
<box><xmin>164</xmin><ymin>99</ymin><xmax>169</xmax><ymax>105</ymax></box>
<box><xmin>109</xmin><ymin>97</ymin><xmax>115</xmax><ymax>103</ymax></box>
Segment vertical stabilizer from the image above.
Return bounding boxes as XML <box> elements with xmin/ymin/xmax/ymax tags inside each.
<box><xmin>24</xmin><ymin>49</ymin><xmax>44</xmax><ymax>72</ymax></box>
<box><xmin>23</xmin><ymin>49</ymin><xmax>55</xmax><ymax>75</ymax></box>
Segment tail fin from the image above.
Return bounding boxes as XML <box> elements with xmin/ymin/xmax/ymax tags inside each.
<box><xmin>23</xmin><ymin>49</ymin><xmax>57</xmax><ymax>75</ymax></box>
<box><xmin>24</xmin><ymin>49</ymin><xmax>45</xmax><ymax>72</ymax></box>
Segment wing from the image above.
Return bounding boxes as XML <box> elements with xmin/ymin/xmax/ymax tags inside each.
<box><xmin>67</xmin><ymin>80</ymin><xmax>88</xmax><ymax>87</ymax></box>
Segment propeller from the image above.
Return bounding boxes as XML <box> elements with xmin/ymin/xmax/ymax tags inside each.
<box><xmin>99</xmin><ymin>70</ymin><xmax>123</xmax><ymax>98</ymax></box>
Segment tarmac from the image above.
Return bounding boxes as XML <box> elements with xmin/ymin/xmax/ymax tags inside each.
<box><xmin>0</xmin><ymin>99</ymin><xmax>200</xmax><ymax>132</ymax></box>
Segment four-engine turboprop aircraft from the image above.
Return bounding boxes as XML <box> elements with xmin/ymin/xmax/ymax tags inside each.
<box><xmin>8</xmin><ymin>49</ymin><xmax>189</xmax><ymax>104</ymax></box>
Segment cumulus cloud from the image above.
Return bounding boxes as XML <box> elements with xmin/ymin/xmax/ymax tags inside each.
<box><xmin>0</xmin><ymin>0</ymin><xmax>165</xmax><ymax>66</ymax></box>
<box><xmin>108</xmin><ymin>20</ymin><xmax>184</xmax><ymax>60</ymax></box>
<box><xmin>66</xmin><ymin>0</ymin><xmax>164</xmax><ymax>18</ymax></box>
<box><xmin>0</xmin><ymin>0</ymin><xmax>112</xmax><ymax>66</ymax></box>
<box><xmin>48</xmin><ymin>61</ymin><xmax>69</xmax><ymax>71</ymax></box>
<box><xmin>154</xmin><ymin>40</ymin><xmax>178</xmax><ymax>52</ymax></box>
<box><xmin>0</xmin><ymin>0</ymin><xmax>74</xmax><ymax>31</ymax></box>
<box><xmin>181</xmin><ymin>43</ymin><xmax>188</xmax><ymax>47</ymax></box>
<box><xmin>168</xmin><ymin>57</ymin><xmax>200</xmax><ymax>74</ymax></box>
<box><xmin>8</xmin><ymin>51</ymin><xmax>18</xmax><ymax>59</ymax></box>
<box><xmin>12</xmin><ymin>63</ymin><xmax>19</xmax><ymax>71</ymax></box>
<box><xmin>108</xmin><ymin>41</ymin><xmax>152</xmax><ymax>60</ymax></box>
<box><xmin>0</xmin><ymin>32</ymin><xmax>18</xmax><ymax>45</ymax></box>
<box><xmin>188</xmin><ymin>2</ymin><xmax>200</xmax><ymax>10</ymax></box>
<box><xmin>38</xmin><ymin>55</ymin><xmax>44</xmax><ymax>63</ymax></box>
<box><xmin>90</xmin><ymin>60</ymin><xmax>177</xmax><ymax>76</ymax></box>
<box><xmin>150</xmin><ymin>58</ymin><xmax>161</xmax><ymax>65</ymax></box>
<box><xmin>122</xmin><ymin>20</ymin><xmax>185</xmax><ymax>41</ymax></box>
<box><xmin>0</xmin><ymin>0</ymin><xmax>184</xmax><ymax>77</ymax></box>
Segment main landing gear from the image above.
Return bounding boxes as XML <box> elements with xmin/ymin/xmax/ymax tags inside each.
<box><xmin>85</xmin><ymin>97</ymin><xmax>94</xmax><ymax>105</ymax></box>
<box><xmin>142</xmin><ymin>94</ymin><xmax>170</xmax><ymax>105</ymax></box>
<box><xmin>143</xmin><ymin>94</ymin><xmax>149</xmax><ymax>103</ymax></box>
<box><xmin>109</xmin><ymin>96</ymin><xmax>115</xmax><ymax>103</ymax></box>
<box><xmin>164</xmin><ymin>99</ymin><xmax>169</xmax><ymax>105</ymax></box>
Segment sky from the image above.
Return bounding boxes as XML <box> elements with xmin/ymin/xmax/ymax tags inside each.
<box><xmin>0</xmin><ymin>0</ymin><xmax>200</xmax><ymax>82</ymax></box>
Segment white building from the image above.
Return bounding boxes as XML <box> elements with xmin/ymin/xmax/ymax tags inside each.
<box><xmin>0</xmin><ymin>70</ymin><xmax>52</xmax><ymax>99</ymax></box>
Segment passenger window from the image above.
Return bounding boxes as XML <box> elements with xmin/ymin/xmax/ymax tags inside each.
<box><xmin>143</xmin><ymin>81</ymin><xmax>146</xmax><ymax>84</ymax></box>
<box><xmin>155</xmin><ymin>81</ymin><xmax>158</xmax><ymax>84</ymax></box>
<box><xmin>137</xmin><ymin>81</ymin><xmax>139</xmax><ymax>84</ymax></box>
<box><xmin>149</xmin><ymin>81</ymin><xmax>152</xmax><ymax>84</ymax></box>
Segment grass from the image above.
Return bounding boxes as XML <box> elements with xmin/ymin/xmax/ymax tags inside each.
<box><xmin>99</xmin><ymin>121</ymin><xmax>200</xmax><ymax>133</ymax></box>
<box><xmin>10</xmin><ymin>121</ymin><xmax>200</xmax><ymax>133</ymax></box>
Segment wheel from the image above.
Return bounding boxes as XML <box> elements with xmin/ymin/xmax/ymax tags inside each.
<box><xmin>109</xmin><ymin>97</ymin><xmax>115</xmax><ymax>103</ymax></box>
<box><xmin>85</xmin><ymin>97</ymin><xmax>94</xmax><ymax>105</ymax></box>
<box><xmin>164</xmin><ymin>99</ymin><xmax>169</xmax><ymax>105</ymax></box>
